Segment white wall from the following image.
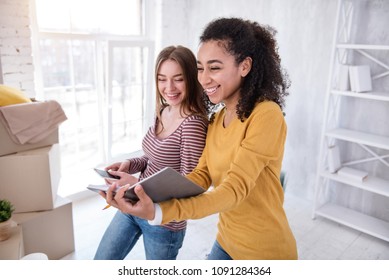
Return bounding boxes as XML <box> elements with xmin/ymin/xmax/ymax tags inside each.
<box><xmin>0</xmin><ymin>0</ymin><xmax>35</xmax><ymax>97</ymax></box>
<box><xmin>159</xmin><ymin>0</ymin><xmax>338</xmax><ymax>198</ymax></box>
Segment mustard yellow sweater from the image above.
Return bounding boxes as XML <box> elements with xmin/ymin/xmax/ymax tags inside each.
<box><xmin>160</xmin><ymin>101</ymin><xmax>297</xmax><ymax>260</ymax></box>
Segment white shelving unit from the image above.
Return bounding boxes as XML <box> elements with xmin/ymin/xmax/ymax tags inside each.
<box><xmin>313</xmin><ymin>0</ymin><xmax>389</xmax><ymax>242</ymax></box>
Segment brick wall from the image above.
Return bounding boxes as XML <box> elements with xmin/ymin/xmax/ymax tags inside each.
<box><xmin>0</xmin><ymin>0</ymin><xmax>35</xmax><ymax>97</ymax></box>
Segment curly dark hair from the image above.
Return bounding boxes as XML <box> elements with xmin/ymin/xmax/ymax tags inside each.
<box><xmin>200</xmin><ymin>17</ymin><xmax>290</xmax><ymax>121</ymax></box>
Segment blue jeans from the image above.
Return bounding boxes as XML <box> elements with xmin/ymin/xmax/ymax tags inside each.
<box><xmin>207</xmin><ymin>240</ymin><xmax>233</xmax><ymax>260</ymax></box>
<box><xmin>94</xmin><ymin>211</ymin><xmax>186</xmax><ymax>260</ymax></box>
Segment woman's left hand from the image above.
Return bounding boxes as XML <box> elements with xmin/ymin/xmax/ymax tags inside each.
<box><xmin>105</xmin><ymin>183</ymin><xmax>156</xmax><ymax>221</ymax></box>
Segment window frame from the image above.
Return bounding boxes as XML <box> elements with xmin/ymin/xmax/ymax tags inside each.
<box><xmin>29</xmin><ymin>0</ymin><xmax>156</xmax><ymax>198</ymax></box>
<box><xmin>106</xmin><ymin>40</ymin><xmax>155</xmax><ymax>162</ymax></box>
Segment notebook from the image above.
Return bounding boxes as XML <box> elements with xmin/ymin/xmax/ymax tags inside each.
<box><xmin>87</xmin><ymin>167</ymin><xmax>205</xmax><ymax>203</ymax></box>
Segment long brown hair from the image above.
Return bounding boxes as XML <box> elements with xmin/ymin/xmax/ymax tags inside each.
<box><xmin>154</xmin><ymin>46</ymin><xmax>210</xmax><ymax>127</ymax></box>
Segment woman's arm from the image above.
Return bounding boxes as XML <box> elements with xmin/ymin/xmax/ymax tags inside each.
<box><xmin>160</xmin><ymin>102</ymin><xmax>287</xmax><ymax>223</ymax></box>
<box><xmin>179</xmin><ymin>116</ymin><xmax>208</xmax><ymax>175</ymax></box>
<box><xmin>128</xmin><ymin>155</ymin><xmax>149</xmax><ymax>174</ymax></box>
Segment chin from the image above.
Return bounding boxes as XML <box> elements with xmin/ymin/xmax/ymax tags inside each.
<box><xmin>208</xmin><ymin>96</ymin><xmax>221</xmax><ymax>104</ymax></box>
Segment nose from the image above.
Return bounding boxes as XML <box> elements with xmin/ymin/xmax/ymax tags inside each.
<box><xmin>166</xmin><ymin>79</ymin><xmax>176</xmax><ymax>91</ymax></box>
<box><xmin>198</xmin><ymin>69</ymin><xmax>211</xmax><ymax>87</ymax></box>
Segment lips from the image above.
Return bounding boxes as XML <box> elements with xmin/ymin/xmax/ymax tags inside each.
<box><xmin>204</xmin><ymin>85</ymin><xmax>220</xmax><ymax>96</ymax></box>
<box><xmin>165</xmin><ymin>93</ymin><xmax>180</xmax><ymax>99</ymax></box>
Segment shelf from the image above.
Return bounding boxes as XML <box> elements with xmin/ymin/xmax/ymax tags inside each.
<box><xmin>315</xmin><ymin>203</ymin><xmax>389</xmax><ymax>242</ymax></box>
<box><xmin>326</xmin><ymin>128</ymin><xmax>389</xmax><ymax>150</ymax></box>
<box><xmin>314</xmin><ymin>0</ymin><xmax>389</xmax><ymax>243</ymax></box>
<box><xmin>321</xmin><ymin>171</ymin><xmax>389</xmax><ymax>197</ymax></box>
<box><xmin>331</xmin><ymin>90</ymin><xmax>389</xmax><ymax>102</ymax></box>
<box><xmin>336</xmin><ymin>44</ymin><xmax>389</xmax><ymax>50</ymax></box>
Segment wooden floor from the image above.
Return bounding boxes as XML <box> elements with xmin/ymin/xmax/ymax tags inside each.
<box><xmin>61</xmin><ymin>191</ymin><xmax>389</xmax><ymax>260</ymax></box>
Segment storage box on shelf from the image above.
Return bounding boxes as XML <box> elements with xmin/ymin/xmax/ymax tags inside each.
<box><xmin>0</xmin><ymin>144</ymin><xmax>61</xmax><ymax>213</ymax></box>
<box><xmin>313</xmin><ymin>0</ymin><xmax>389</xmax><ymax>242</ymax></box>
<box><xmin>13</xmin><ymin>196</ymin><xmax>75</xmax><ymax>260</ymax></box>
<box><xmin>348</xmin><ymin>65</ymin><xmax>372</xmax><ymax>92</ymax></box>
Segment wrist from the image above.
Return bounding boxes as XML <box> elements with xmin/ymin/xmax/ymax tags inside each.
<box><xmin>126</xmin><ymin>159</ymin><xmax>131</xmax><ymax>173</ymax></box>
<box><xmin>148</xmin><ymin>203</ymin><xmax>162</xmax><ymax>225</ymax></box>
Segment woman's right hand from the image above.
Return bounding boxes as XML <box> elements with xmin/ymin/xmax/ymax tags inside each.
<box><xmin>105</xmin><ymin>161</ymin><xmax>130</xmax><ymax>172</ymax></box>
<box><xmin>105</xmin><ymin>171</ymin><xmax>139</xmax><ymax>187</ymax></box>
<box><xmin>104</xmin><ymin>160</ymin><xmax>133</xmax><ymax>186</ymax></box>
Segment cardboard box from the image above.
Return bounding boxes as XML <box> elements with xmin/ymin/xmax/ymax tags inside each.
<box><xmin>0</xmin><ymin>120</ymin><xmax>59</xmax><ymax>156</ymax></box>
<box><xmin>13</xmin><ymin>196</ymin><xmax>75</xmax><ymax>260</ymax></box>
<box><xmin>0</xmin><ymin>225</ymin><xmax>24</xmax><ymax>260</ymax></box>
<box><xmin>0</xmin><ymin>144</ymin><xmax>60</xmax><ymax>213</ymax></box>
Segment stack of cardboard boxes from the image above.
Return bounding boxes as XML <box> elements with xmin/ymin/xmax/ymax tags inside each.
<box><xmin>0</xmin><ymin>106</ymin><xmax>75</xmax><ymax>260</ymax></box>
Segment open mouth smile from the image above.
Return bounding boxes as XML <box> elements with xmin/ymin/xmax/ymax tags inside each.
<box><xmin>165</xmin><ymin>93</ymin><xmax>180</xmax><ymax>99</ymax></box>
<box><xmin>204</xmin><ymin>85</ymin><xmax>220</xmax><ymax>95</ymax></box>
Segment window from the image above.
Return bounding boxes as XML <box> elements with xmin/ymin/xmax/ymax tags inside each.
<box><xmin>31</xmin><ymin>0</ymin><xmax>155</xmax><ymax>197</ymax></box>
<box><xmin>34</xmin><ymin>0</ymin><xmax>142</xmax><ymax>35</ymax></box>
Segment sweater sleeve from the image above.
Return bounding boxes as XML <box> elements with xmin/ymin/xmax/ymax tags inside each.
<box><xmin>128</xmin><ymin>155</ymin><xmax>149</xmax><ymax>174</ymax></box>
<box><xmin>160</xmin><ymin>102</ymin><xmax>287</xmax><ymax>223</ymax></box>
<box><xmin>179</xmin><ymin>116</ymin><xmax>208</xmax><ymax>176</ymax></box>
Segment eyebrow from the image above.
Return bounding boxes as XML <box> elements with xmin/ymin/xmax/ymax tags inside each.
<box><xmin>157</xmin><ymin>73</ymin><xmax>183</xmax><ymax>77</ymax></box>
<box><xmin>197</xmin><ymin>59</ymin><xmax>223</xmax><ymax>65</ymax></box>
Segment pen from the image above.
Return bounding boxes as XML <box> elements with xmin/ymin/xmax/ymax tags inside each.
<box><xmin>102</xmin><ymin>204</ymin><xmax>111</xmax><ymax>210</ymax></box>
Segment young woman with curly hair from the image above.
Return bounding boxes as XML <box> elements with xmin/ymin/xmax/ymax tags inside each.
<box><xmin>102</xmin><ymin>17</ymin><xmax>298</xmax><ymax>260</ymax></box>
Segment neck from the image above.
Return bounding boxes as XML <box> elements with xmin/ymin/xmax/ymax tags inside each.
<box><xmin>222</xmin><ymin>91</ymin><xmax>240</xmax><ymax>115</ymax></box>
<box><xmin>165</xmin><ymin>104</ymin><xmax>187</xmax><ymax>118</ymax></box>
<box><xmin>223</xmin><ymin>106</ymin><xmax>237</xmax><ymax>127</ymax></box>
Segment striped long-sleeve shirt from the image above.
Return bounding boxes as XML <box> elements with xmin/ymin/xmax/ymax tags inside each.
<box><xmin>128</xmin><ymin>114</ymin><xmax>208</xmax><ymax>231</ymax></box>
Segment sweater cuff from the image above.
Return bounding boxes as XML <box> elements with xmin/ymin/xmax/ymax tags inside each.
<box><xmin>148</xmin><ymin>203</ymin><xmax>162</xmax><ymax>225</ymax></box>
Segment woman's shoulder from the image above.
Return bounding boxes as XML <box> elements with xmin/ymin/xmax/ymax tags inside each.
<box><xmin>247</xmin><ymin>101</ymin><xmax>286</xmax><ymax>131</ymax></box>
<box><xmin>176</xmin><ymin>115</ymin><xmax>208</xmax><ymax>136</ymax></box>
<box><xmin>182</xmin><ymin>114</ymin><xmax>209</xmax><ymax>126</ymax></box>
<box><xmin>252</xmin><ymin>100</ymin><xmax>283</xmax><ymax>116</ymax></box>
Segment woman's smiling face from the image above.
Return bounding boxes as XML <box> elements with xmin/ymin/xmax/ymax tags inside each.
<box><xmin>157</xmin><ymin>59</ymin><xmax>186</xmax><ymax>108</ymax></box>
<box><xmin>197</xmin><ymin>40</ymin><xmax>243</xmax><ymax>107</ymax></box>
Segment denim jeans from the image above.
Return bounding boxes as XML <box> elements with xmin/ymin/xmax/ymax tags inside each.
<box><xmin>206</xmin><ymin>240</ymin><xmax>233</xmax><ymax>260</ymax></box>
<box><xmin>94</xmin><ymin>211</ymin><xmax>186</xmax><ymax>260</ymax></box>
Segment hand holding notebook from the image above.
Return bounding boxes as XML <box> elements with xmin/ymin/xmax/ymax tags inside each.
<box><xmin>87</xmin><ymin>167</ymin><xmax>205</xmax><ymax>203</ymax></box>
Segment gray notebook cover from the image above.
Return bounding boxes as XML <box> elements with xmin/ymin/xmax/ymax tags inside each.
<box><xmin>87</xmin><ymin>167</ymin><xmax>205</xmax><ymax>203</ymax></box>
